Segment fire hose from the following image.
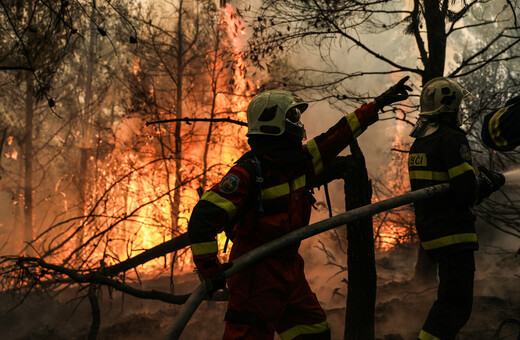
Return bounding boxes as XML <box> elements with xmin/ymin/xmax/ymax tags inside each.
<box><xmin>164</xmin><ymin>182</ymin><xmax>452</xmax><ymax>339</ymax></box>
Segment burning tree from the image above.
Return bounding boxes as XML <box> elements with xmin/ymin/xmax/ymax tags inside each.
<box><xmin>1</xmin><ymin>0</ymin><xmax>518</xmax><ymax>339</ymax></box>
<box><xmin>0</xmin><ymin>1</ymin><xmax>257</xmax><ymax>338</ymax></box>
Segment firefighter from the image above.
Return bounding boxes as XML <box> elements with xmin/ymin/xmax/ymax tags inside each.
<box><xmin>408</xmin><ymin>77</ymin><xmax>505</xmax><ymax>340</ymax></box>
<box><xmin>481</xmin><ymin>95</ymin><xmax>520</xmax><ymax>151</ymax></box>
<box><xmin>188</xmin><ymin>77</ymin><xmax>412</xmax><ymax>340</ymax></box>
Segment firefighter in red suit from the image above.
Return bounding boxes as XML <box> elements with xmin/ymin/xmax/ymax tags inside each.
<box><xmin>188</xmin><ymin>77</ymin><xmax>412</xmax><ymax>340</ymax></box>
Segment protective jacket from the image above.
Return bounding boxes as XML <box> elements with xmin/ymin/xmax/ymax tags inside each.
<box><xmin>408</xmin><ymin>123</ymin><xmax>478</xmax><ymax>260</ymax></box>
<box><xmin>481</xmin><ymin>95</ymin><xmax>520</xmax><ymax>151</ymax></box>
<box><xmin>188</xmin><ymin>102</ymin><xmax>378</xmax><ymax>339</ymax></box>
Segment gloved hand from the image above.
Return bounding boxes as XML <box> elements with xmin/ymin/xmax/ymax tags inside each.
<box><xmin>204</xmin><ymin>262</ymin><xmax>233</xmax><ymax>297</ymax></box>
<box><xmin>476</xmin><ymin>165</ymin><xmax>505</xmax><ymax>204</ymax></box>
<box><xmin>374</xmin><ymin>76</ymin><xmax>413</xmax><ymax>110</ymax></box>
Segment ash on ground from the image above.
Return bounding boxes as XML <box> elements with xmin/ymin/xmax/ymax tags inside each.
<box><xmin>1</xmin><ymin>236</ymin><xmax>519</xmax><ymax>340</ymax></box>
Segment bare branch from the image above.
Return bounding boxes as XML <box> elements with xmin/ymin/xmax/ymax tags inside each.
<box><xmin>146</xmin><ymin>117</ymin><xmax>248</xmax><ymax>127</ymax></box>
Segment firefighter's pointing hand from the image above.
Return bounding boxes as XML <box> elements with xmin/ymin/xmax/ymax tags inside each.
<box><xmin>375</xmin><ymin>76</ymin><xmax>413</xmax><ymax>111</ymax></box>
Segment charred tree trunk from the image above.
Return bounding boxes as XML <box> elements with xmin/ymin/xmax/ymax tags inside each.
<box><xmin>173</xmin><ymin>0</ymin><xmax>184</xmax><ymax>233</ymax></box>
<box><xmin>422</xmin><ymin>0</ymin><xmax>447</xmax><ymax>85</ymax></box>
<box><xmin>343</xmin><ymin>140</ymin><xmax>376</xmax><ymax>340</ymax></box>
<box><xmin>412</xmin><ymin>0</ymin><xmax>447</xmax><ymax>283</ymax></box>
<box><xmin>88</xmin><ymin>285</ymin><xmax>100</xmax><ymax>340</ymax></box>
<box><xmin>77</xmin><ymin>0</ymin><xmax>97</xmax><ymax>257</ymax></box>
<box><xmin>23</xmin><ymin>72</ymin><xmax>34</xmax><ymax>249</ymax></box>
<box><xmin>169</xmin><ymin>0</ymin><xmax>186</xmax><ymax>290</ymax></box>
<box><xmin>201</xmin><ymin>28</ymin><xmax>221</xmax><ymax>191</ymax></box>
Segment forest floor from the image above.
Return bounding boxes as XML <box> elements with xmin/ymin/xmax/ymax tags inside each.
<box><xmin>1</xmin><ymin>238</ymin><xmax>519</xmax><ymax>340</ymax></box>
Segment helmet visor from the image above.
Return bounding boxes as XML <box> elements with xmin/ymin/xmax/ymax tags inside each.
<box><xmin>286</xmin><ymin>107</ymin><xmax>302</xmax><ymax>123</ymax></box>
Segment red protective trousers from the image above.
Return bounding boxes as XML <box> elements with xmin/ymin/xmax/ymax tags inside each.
<box><xmin>224</xmin><ymin>250</ymin><xmax>328</xmax><ymax>339</ymax></box>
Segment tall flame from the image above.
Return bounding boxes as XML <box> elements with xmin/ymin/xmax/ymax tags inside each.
<box><xmin>373</xmin><ymin>75</ymin><xmax>416</xmax><ymax>251</ymax></box>
<box><xmin>36</xmin><ymin>4</ymin><xmax>256</xmax><ymax>278</ymax></box>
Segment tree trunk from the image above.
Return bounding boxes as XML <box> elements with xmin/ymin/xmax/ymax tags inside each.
<box><xmin>343</xmin><ymin>140</ymin><xmax>376</xmax><ymax>340</ymax></box>
<box><xmin>88</xmin><ymin>285</ymin><xmax>100</xmax><ymax>340</ymax></box>
<box><xmin>412</xmin><ymin>0</ymin><xmax>447</xmax><ymax>282</ymax></box>
<box><xmin>23</xmin><ymin>72</ymin><xmax>34</xmax><ymax>249</ymax></box>
<box><xmin>422</xmin><ymin>0</ymin><xmax>447</xmax><ymax>84</ymax></box>
<box><xmin>168</xmin><ymin>0</ymin><xmax>186</xmax><ymax>290</ymax></box>
<box><xmin>77</xmin><ymin>0</ymin><xmax>97</xmax><ymax>257</ymax></box>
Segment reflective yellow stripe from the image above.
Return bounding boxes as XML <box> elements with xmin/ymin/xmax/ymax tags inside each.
<box><xmin>409</xmin><ymin>170</ymin><xmax>449</xmax><ymax>181</ymax></box>
<box><xmin>191</xmin><ymin>241</ymin><xmax>218</xmax><ymax>256</ymax></box>
<box><xmin>262</xmin><ymin>175</ymin><xmax>307</xmax><ymax>200</ymax></box>
<box><xmin>262</xmin><ymin>183</ymin><xmax>289</xmax><ymax>200</ymax></box>
<box><xmin>419</xmin><ymin>329</ymin><xmax>441</xmax><ymax>340</ymax></box>
<box><xmin>201</xmin><ymin>191</ymin><xmax>237</xmax><ymax>218</ymax></box>
<box><xmin>489</xmin><ymin>105</ymin><xmax>512</xmax><ymax>149</ymax></box>
<box><xmin>346</xmin><ymin>111</ymin><xmax>362</xmax><ymax>138</ymax></box>
<box><xmin>279</xmin><ymin>320</ymin><xmax>330</xmax><ymax>340</ymax></box>
<box><xmin>292</xmin><ymin>174</ymin><xmax>306</xmax><ymax>190</ymax></box>
<box><xmin>421</xmin><ymin>233</ymin><xmax>477</xmax><ymax>250</ymax></box>
<box><xmin>448</xmin><ymin>162</ymin><xmax>474</xmax><ymax>179</ymax></box>
<box><xmin>306</xmin><ymin>138</ymin><xmax>323</xmax><ymax>175</ymax></box>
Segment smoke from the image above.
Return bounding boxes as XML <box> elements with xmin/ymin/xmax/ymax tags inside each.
<box><xmin>503</xmin><ymin>168</ymin><xmax>520</xmax><ymax>185</ymax></box>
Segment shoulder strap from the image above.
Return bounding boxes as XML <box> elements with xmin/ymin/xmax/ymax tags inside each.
<box><xmin>222</xmin><ymin>156</ymin><xmax>264</xmax><ymax>252</ymax></box>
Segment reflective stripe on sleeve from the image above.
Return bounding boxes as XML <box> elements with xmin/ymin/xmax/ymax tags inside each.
<box><xmin>191</xmin><ymin>240</ymin><xmax>218</xmax><ymax>256</ymax></box>
<box><xmin>292</xmin><ymin>174</ymin><xmax>306</xmax><ymax>191</ymax></box>
<box><xmin>346</xmin><ymin>111</ymin><xmax>362</xmax><ymax>138</ymax></box>
<box><xmin>489</xmin><ymin>105</ymin><xmax>511</xmax><ymax>149</ymax></box>
<box><xmin>306</xmin><ymin>139</ymin><xmax>324</xmax><ymax>175</ymax></box>
<box><xmin>279</xmin><ymin>320</ymin><xmax>330</xmax><ymax>340</ymax></box>
<box><xmin>448</xmin><ymin>162</ymin><xmax>474</xmax><ymax>179</ymax></box>
<box><xmin>409</xmin><ymin>170</ymin><xmax>449</xmax><ymax>181</ymax></box>
<box><xmin>421</xmin><ymin>233</ymin><xmax>477</xmax><ymax>250</ymax></box>
<box><xmin>201</xmin><ymin>191</ymin><xmax>237</xmax><ymax>218</ymax></box>
<box><xmin>418</xmin><ymin>329</ymin><xmax>441</xmax><ymax>340</ymax></box>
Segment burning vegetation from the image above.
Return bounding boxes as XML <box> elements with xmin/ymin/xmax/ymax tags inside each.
<box><xmin>1</xmin><ymin>1</ymin><xmax>520</xmax><ymax>340</ymax></box>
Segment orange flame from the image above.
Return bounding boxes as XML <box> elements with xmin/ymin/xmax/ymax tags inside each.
<box><xmin>373</xmin><ymin>74</ymin><xmax>416</xmax><ymax>251</ymax></box>
<box><xmin>64</xmin><ymin>4</ymin><xmax>254</xmax><ymax>277</ymax></box>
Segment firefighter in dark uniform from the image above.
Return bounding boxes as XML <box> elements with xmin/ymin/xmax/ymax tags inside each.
<box><xmin>481</xmin><ymin>95</ymin><xmax>520</xmax><ymax>151</ymax></box>
<box><xmin>188</xmin><ymin>77</ymin><xmax>412</xmax><ymax>340</ymax></box>
<box><xmin>408</xmin><ymin>77</ymin><xmax>505</xmax><ymax>340</ymax></box>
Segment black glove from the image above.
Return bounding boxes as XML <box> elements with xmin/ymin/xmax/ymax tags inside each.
<box><xmin>374</xmin><ymin>76</ymin><xmax>413</xmax><ymax>110</ymax></box>
<box><xmin>476</xmin><ymin>165</ymin><xmax>505</xmax><ymax>203</ymax></box>
<box><xmin>204</xmin><ymin>262</ymin><xmax>233</xmax><ymax>297</ymax></box>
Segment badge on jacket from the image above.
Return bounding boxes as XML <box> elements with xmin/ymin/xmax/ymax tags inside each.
<box><xmin>220</xmin><ymin>174</ymin><xmax>240</xmax><ymax>194</ymax></box>
<box><xmin>460</xmin><ymin>144</ymin><xmax>471</xmax><ymax>161</ymax></box>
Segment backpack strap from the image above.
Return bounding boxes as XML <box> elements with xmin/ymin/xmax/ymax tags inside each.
<box><xmin>222</xmin><ymin>155</ymin><xmax>264</xmax><ymax>252</ymax></box>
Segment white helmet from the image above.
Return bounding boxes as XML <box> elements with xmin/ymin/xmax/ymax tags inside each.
<box><xmin>419</xmin><ymin>77</ymin><xmax>467</xmax><ymax>119</ymax></box>
<box><xmin>411</xmin><ymin>77</ymin><xmax>468</xmax><ymax>138</ymax></box>
<box><xmin>246</xmin><ymin>90</ymin><xmax>308</xmax><ymax>138</ymax></box>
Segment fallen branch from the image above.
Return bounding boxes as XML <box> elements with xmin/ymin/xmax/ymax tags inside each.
<box><xmin>145</xmin><ymin>117</ymin><xmax>247</xmax><ymax>126</ymax></box>
<box><xmin>103</xmin><ymin>233</ymin><xmax>190</xmax><ymax>276</ymax></box>
<box><xmin>15</xmin><ymin>257</ymin><xmax>191</xmax><ymax>304</ymax></box>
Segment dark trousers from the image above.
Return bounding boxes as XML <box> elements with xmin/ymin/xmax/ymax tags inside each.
<box><xmin>421</xmin><ymin>250</ymin><xmax>475</xmax><ymax>340</ymax></box>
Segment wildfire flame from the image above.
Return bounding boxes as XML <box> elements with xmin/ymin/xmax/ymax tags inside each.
<box><xmin>64</xmin><ymin>4</ymin><xmax>254</xmax><ymax>277</ymax></box>
<box><xmin>373</xmin><ymin>74</ymin><xmax>415</xmax><ymax>251</ymax></box>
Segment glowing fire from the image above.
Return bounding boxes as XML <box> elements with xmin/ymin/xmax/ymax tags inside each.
<box><xmin>62</xmin><ymin>4</ymin><xmax>254</xmax><ymax>277</ymax></box>
<box><xmin>373</xmin><ymin>75</ymin><xmax>416</xmax><ymax>251</ymax></box>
